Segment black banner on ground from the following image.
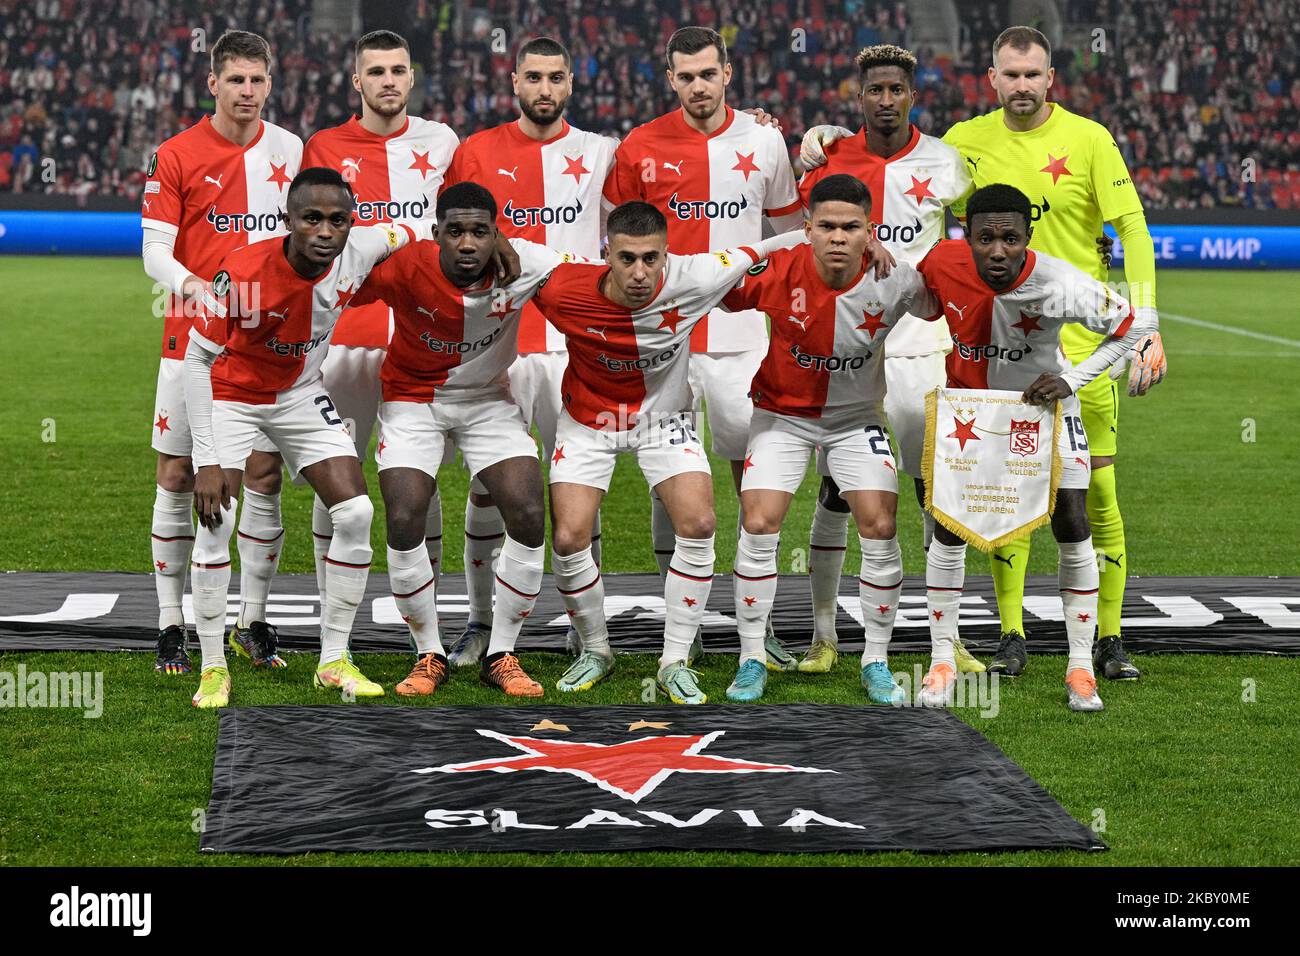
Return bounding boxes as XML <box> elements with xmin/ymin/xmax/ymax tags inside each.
<box><xmin>201</xmin><ymin>703</ymin><xmax>1105</xmax><ymax>855</ymax></box>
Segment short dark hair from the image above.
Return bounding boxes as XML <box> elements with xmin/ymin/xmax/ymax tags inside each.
<box><xmin>854</xmin><ymin>44</ymin><xmax>917</xmax><ymax>86</ymax></box>
<box><xmin>607</xmin><ymin>201</ymin><xmax>668</xmax><ymax>240</ymax></box>
<box><xmin>965</xmin><ymin>183</ymin><xmax>1032</xmax><ymax>228</ymax></box>
<box><xmin>807</xmin><ymin>173</ymin><xmax>873</xmax><ymax>216</ymax></box>
<box><xmin>436</xmin><ymin>181</ymin><xmax>498</xmax><ymax>222</ymax></box>
<box><xmin>210</xmin><ymin>30</ymin><xmax>272</xmax><ymax>77</ymax></box>
<box><xmin>993</xmin><ymin>26</ymin><xmax>1051</xmax><ymax>63</ymax></box>
<box><xmin>355</xmin><ymin>30</ymin><xmax>410</xmax><ymax>64</ymax></box>
<box><xmin>516</xmin><ymin>36</ymin><xmax>571</xmax><ymax>71</ymax></box>
<box><xmin>287</xmin><ymin>166</ymin><xmax>352</xmax><ymax>206</ymax></box>
<box><xmin>666</xmin><ymin>26</ymin><xmax>727</xmax><ymax>69</ymax></box>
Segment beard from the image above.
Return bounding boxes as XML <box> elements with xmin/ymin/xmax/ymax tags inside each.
<box><xmin>364</xmin><ymin>91</ymin><xmax>407</xmax><ymax>118</ymax></box>
<box><xmin>519</xmin><ymin>95</ymin><xmax>568</xmax><ymax>127</ymax></box>
<box><xmin>1002</xmin><ymin>90</ymin><xmax>1043</xmax><ymax>115</ymax></box>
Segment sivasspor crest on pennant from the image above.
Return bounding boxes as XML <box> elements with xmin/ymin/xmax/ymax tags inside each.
<box><xmin>1009</xmin><ymin>419</ymin><xmax>1039</xmax><ymax>457</ymax></box>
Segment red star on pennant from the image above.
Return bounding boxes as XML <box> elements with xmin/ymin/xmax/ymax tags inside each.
<box><xmin>657</xmin><ymin>307</ymin><xmax>688</xmax><ymax>333</ymax></box>
<box><xmin>857</xmin><ymin>309</ymin><xmax>886</xmax><ymax>336</ymax></box>
<box><xmin>417</xmin><ymin>728</ymin><xmax>830</xmax><ymax>803</ymax></box>
<box><xmin>154</xmin><ymin>414</ymin><xmax>170</xmax><ymax>434</ymax></box>
<box><xmin>743</xmin><ymin>454</ymin><xmax>754</xmax><ymax>472</ymax></box>
<box><xmin>743</xmin><ymin>596</ymin><xmax>757</xmax><ymax>607</ymax></box>
<box><xmin>155</xmin><ymin>560</ymin><xmax>167</xmax><ymax>571</ymax></box>
<box><xmin>683</xmin><ymin>596</ymin><xmax>697</xmax><ymax>607</ymax></box>
<box><xmin>552</xmin><ymin>444</ymin><xmax>566</xmax><ymax>465</ymax></box>
<box><xmin>877</xmin><ymin>604</ymin><xmax>892</xmax><ymax>614</ymax></box>
<box><xmin>409</xmin><ymin>150</ymin><xmax>436</xmax><ymax>178</ymax></box>
<box><xmin>1011</xmin><ymin>311</ymin><xmax>1042</xmax><ymax>336</ymax></box>
<box><xmin>1041</xmin><ymin>152</ymin><xmax>1072</xmax><ymax>185</ymax></box>
<box><xmin>732</xmin><ymin>151</ymin><xmax>760</xmax><ymax>181</ymax></box>
<box><xmin>563</xmin><ymin>154</ymin><xmax>590</xmax><ymax>184</ymax></box>
<box><xmin>948</xmin><ymin>417</ymin><xmax>980</xmax><ymax>451</ymax></box>
<box><xmin>267</xmin><ymin>162</ymin><xmax>291</xmax><ymax>191</ymax></box>
<box><xmin>904</xmin><ymin>175</ymin><xmax>934</xmax><ymax>204</ymax></box>
<box><xmin>1077</xmin><ymin>612</ymin><xmax>1091</xmax><ymax>622</ymax></box>
<box><xmin>933</xmin><ymin>609</ymin><xmax>944</xmax><ymax>620</ymax></box>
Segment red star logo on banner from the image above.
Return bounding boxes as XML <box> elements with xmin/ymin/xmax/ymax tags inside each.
<box><xmin>415</xmin><ymin>729</ymin><xmax>833</xmax><ymax>803</ymax></box>
<box><xmin>267</xmin><ymin>162</ymin><xmax>291</xmax><ymax>191</ymax></box>
<box><xmin>657</xmin><ymin>307</ymin><xmax>688</xmax><ymax>333</ymax></box>
<box><xmin>743</xmin><ymin>596</ymin><xmax>757</xmax><ymax>606</ymax></box>
<box><xmin>947</xmin><ymin>417</ymin><xmax>980</xmax><ymax>451</ymax></box>
<box><xmin>409</xmin><ymin>150</ymin><xmax>436</xmax><ymax>177</ymax></box>
<box><xmin>154</xmin><ymin>415</ymin><xmax>170</xmax><ymax>434</ymax></box>
<box><xmin>155</xmin><ymin>560</ymin><xmax>167</xmax><ymax>572</ymax></box>
<box><xmin>552</xmin><ymin>444</ymin><xmax>566</xmax><ymax>465</ymax></box>
<box><xmin>732</xmin><ymin>151</ymin><xmax>760</xmax><ymax>181</ymax></box>
<box><xmin>1041</xmin><ymin>152</ymin><xmax>1072</xmax><ymax>185</ymax></box>
<box><xmin>904</xmin><ymin>175</ymin><xmax>934</xmax><ymax>204</ymax></box>
<box><xmin>856</xmin><ymin>309</ymin><xmax>886</xmax><ymax>336</ymax></box>
<box><xmin>1011</xmin><ymin>311</ymin><xmax>1042</xmax><ymax>336</ymax></box>
<box><xmin>563</xmin><ymin>154</ymin><xmax>590</xmax><ymax>184</ymax></box>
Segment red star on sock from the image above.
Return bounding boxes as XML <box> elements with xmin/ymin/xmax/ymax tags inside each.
<box><xmin>472</xmin><ymin>558</ymin><xmax>484</xmax><ymax>567</ymax></box>
<box><xmin>1041</xmin><ymin>152</ymin><xmax>1072</xmax><ymax>185</ymax></box>
<box><xmin>409</xmin><ymin>150</ymin><xmax>436</xmax><ymax>177</ymax></box>
<box><xmin>904</xmin><ymin>175</ymin><xmax>934</xmax><ymax>204</ymax></box>
<box><xmin>154</xmin><ymin>414</ymin><xmax>170</xmax><ymax>434</ymax></box>
<box><xmin>683</xmin><ymin>596</ymin><xmax>697</xmax><ymax>607</ymax></box>
<box><xmin>563</xmin><ymin>154</ymin><xmax>590</xmax><ymax>184</ymax></box>
<box><xmin>267</xmin><ymin>162</ymin><xmax>292</xmax><ymax>191</ymax></box>
<box><xmin>566</xmin><ymin>608</ymin><xmax>576</xmax><ymax>617</ymax></box>
<box><xmin>517</xmin><ymin>609</ymin><xmax>531</xmax><ymax>620</ymax></box>
<box><xmin>552</xmin><ymin>444</ymin><xmax>566</xmax><ymax>465</ymax></box>
<box><xmin>267</xmin><ymin>552</ymin><xmax>277</xmax><ymax>561</ymax></box>
<box><xmin>400</xmin><ymin>614</ymin><xmax>412</xmax><ymax>624</ymax></box>
<box><xmin>155</xmin><ymin>560</ymin><xmax>167</xmax><ymax>571</ymax></box>
<box><xmin>947</xmin><ymin>416</ymin><xmax>980</xmax><ymax>451</ymax></box>
<box><xmin>743</xmin><ymin>596</ymin><xmax>757</xmax><ymax>607</ymax></box>
<box><xmin>932</xmin><ymin>609</ymin><xmax>944</xmax><ymax>621</ymax></box>
<box><xmin>732</xmin><ymin>151</ymin><xmax>760</xmax><ymax>181</ymax></box>
<box><xmin>1077</xmin><ymin>612</ymin><xmax>1091</xmax><ymax>622</ymax></box>
<box><xmin>877</xmin><ymin>604</ymin><xmax>892</xmax><ymax>614</ymax></box>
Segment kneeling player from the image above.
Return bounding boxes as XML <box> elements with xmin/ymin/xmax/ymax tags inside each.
<box><xmin>723</xmin><ymin>175</ymin><xmax>940</xmax><ymax>702</ymax></box>
<box><xmin>534</xmin><ymin>201</ymin><xmax>802</xmax><ymax>703</ymax></box>
<box><xmin>185</xmin><ymin>168</ymin><xmax>421</xmax><ymax>708</ymax></box>
<box><xmin>915</xmin><ymin>184</ymin><xmax>1156</xmax><ymax>712</ymax></box>
<box><xmin>351</xmin><ymin>182</ymin><xmax>564</xmax><ymax>698</ymax></box>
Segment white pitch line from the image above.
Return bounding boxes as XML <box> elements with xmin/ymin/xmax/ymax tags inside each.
<box><xmin>1163</xmin><ymin>312</ymin><xmax>1300</xmax><ymax>350</ymax></box>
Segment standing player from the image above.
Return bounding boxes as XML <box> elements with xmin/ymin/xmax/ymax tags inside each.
<box><xmin>602</xmin><ymin>26</ymin><xmax>805</xmax><ymax>671</ymax></box>
<box><xmin>535</xmin><ymin>201</ymin><xmax>802</xmax><ymax>703</ymax></box>
<box><xmin>302</xmin><ymin>29</ymin><xmax>459</xmax><ymax>623</ymax></box>
<box><xmin>439</xmin><ymin>36</ymin><xmax>617</xmax><ymax>666</ymax></box>
<box><xmin>184</xmin><ymin>168</ymin><xmax>422</xmax><ymax>708</ymax></box>
<box><xmin>141</xmin><ymin>30</ymin><xmax>302</xmax><ymax>676</ymax></box>
<box><xmin>723</xmin><ymin>175</ymin><xmax>941</xmax><ymax>702</ymax></box>
<box><xmin>794</xmin><ymin>44</ymin><xmax>977</xmax><ymax>675</ymax></box>
<box><xmin>914</xmin><ymin>184</ymin><xmax>1155</xmax><ymax>712</ymax></box>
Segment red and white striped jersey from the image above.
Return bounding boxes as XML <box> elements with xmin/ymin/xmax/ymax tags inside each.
<box><xmin>351</xmin><ymin>238</ymin><xmax>569</xmax><ymax>403</ymax></box>
<box><xmin>723</xmin><ymin>243</ymin><xmax>940</xmax><ymax>425</ymax></box>
<box><xmin>442</xmin><ymin>120</ymin><xmax>616</xmax><ymax>353</ymax></box>
<box><xmin>917</xmin><ymin>240</ymin><xmax>1134</xmax><ymax>391</ymax></box>
<box><xmin>602</xmin><ymin>107</ymin><xmax>802</xmax><ymax>353</ymax></box>
<box><xmin>142</xmin><ymin>116</ymin><xmax>303</xmax><ymax>359</ymax></box>
<box><xmin>534</xmin><ymin>239</ymin><xmax>795</xmax><ymax>430</ymax></box>
<box><xmin>798</xmin><ymin>125</ymin><xmax>970</xmax><ymax>357</ymax></box>
<box><xmin>303</xmin><ymin>115</ymin><xmax>458</xmax><ymax>349</ymax></box>
<box><xmin>191</xmin><ymin>224</ymin><xmax>414</xmax><ymax>404</ymax></box>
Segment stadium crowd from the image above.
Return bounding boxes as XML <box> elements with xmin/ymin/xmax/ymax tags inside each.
<box><xmin>0</xmin><ymin>0</ymin><xmax>1295</xmax><ymax>208</ymax></box>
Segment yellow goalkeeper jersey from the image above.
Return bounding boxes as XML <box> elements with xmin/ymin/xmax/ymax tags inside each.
<box><xmin>942</xmin><ymin>103</ymin><xmax>1144</xmax><ymax>355</ymax></box>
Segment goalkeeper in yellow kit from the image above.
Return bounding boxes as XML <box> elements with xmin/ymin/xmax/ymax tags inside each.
<box><xmin>802</xmin><ymin>25</ymin><xmax>1167</xmax><ymax>680</ymax></box>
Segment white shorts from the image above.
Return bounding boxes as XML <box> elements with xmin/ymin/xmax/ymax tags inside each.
<box><xmin>1058</xmin><ymin>394</ymin><xmax>1092</xmax><ymax>490</ymax></box>
<box><xmin>154</xmin><ymin>357</ymin><xmax>277</xmax><ymax>458</ymax></box>
<box><xmin>377</xmin><ymin>389</ymin><xmax>539</xmax><ymax>480</ymax></box>
<box><xmin>213</xmin><ymin>385</ymin><xmax>355</xmax><ymax>478</ymax></box>
<box><xmin>508</xmin><ymin>351</ymin><xmax>566</xmax><ymax>461</ymax></box>
<box><xmin>688</xmin><ymin>348</ymin><xmax>764</xmax><ymax>461</ymax></box>
<box><xmin>743</xmin><ymin>409</ymin><xmax>899</xmax><ymax>495</ymax></box>
<box><xmin>884</xmin><ymin>352</ymin><xmax>948</xmax><ymax>477</ymax></box>
<box><xmin>320</xmin><ymin>344</ymin><xmax>385</xmax><ymax>458</ymax></box>
<box><xmin>549</xmin><ymin>409</ymin><xmax>711</xmax><ymax>493</ymax></box>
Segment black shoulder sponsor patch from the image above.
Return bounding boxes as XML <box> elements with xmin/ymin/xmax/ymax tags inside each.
<box><xmin>746</xmin><ymin>260</ymin><xmax>770</xmax><ymax>277</ymax></box>
<box><xmin>211</xmin><ymin>270</ymin><xmax>231</xmax><ymax>297</ymax></box>
<box><xmin>147</xmin><ymin>152</ymin><xmax>157</xmax><ymax>177</ymax></box>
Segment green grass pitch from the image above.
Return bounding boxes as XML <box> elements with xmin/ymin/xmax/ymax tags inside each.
<box><xmin>1</xmin><ymin>257</ymin><xmax>1299</xmax><ymax>866</ymax></box>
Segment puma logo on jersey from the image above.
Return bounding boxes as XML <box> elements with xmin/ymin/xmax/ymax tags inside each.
<box><xmin>946</xmin><ymin>301</ymin><xmax>968</xmax><ymax>321</ymax></box>
<box><xmin>586</xmin><ymin>326</ymin><xmax>608</xmax><ymax>340</ymax></box>
<box><xmin>966</xmin><ymin>157</ymin><xmax>980</xmax><ymax>171</ymax></box>
<box><xmin>662</xmin><ymin>160</ymin><xmax>684</xmax><ymax>175</ymax></box>
<box><xmin>204</xmin><ymin>174</ymin><xmax>224</xmax><ymax>189</ymax></box>
<box><xmin>787</xmin><ymin>314</ymin><xmax>810</xmax><ymax>332</ymax></box>
<box><xmin>416</xmin><ymin>305</ymin><xmax>441</xmax><ymax>321</ymax></box>
<box><xmin>342</xmin><ymin>158</ymin><xmax>362</xmax><ymax>172</ymax></box>
<box><xmin>497</xmin><ymin>166</ymin><xmax>518</xmax><ymax>181</ymax></box>
<box><xmin>267</xmin><ymin>309</ymin><xmax>288</xmax><ymax>322</ymax></box>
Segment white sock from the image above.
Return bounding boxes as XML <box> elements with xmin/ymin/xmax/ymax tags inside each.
<box><xmin>858</xmin><ymin>535</ymin><xmax>902</xmax><ymax>666</ymax></box>
<box><xmin>650</xmin><ymin>492</ymin><xmax>675</xmax><ymax>577</ymax></box>
<box><xmin>809</xmin><ymin>501</ymin><xmax>849</xmax><ymax>644</ymax></box>
<box><xmin>464</xmin><ymin>499</ymin><xmax>502</xmax><ymax>625</ymax></box>
<box><xmin>1059</xmin><ymin>537</ymin><xmax>1100</xmax><ymax>674</ymax></box>
<box><xmin>235</xmin><ymin>487</ymin><xmax>282</xmax><ymax>627</ymax></box>
<box><xmin>311</xmin><ymin>495</ymin><xmax>332</xmax><ymax>603</ymax></box>
<box><xmin>488</xmin><ymin>536</ymin><xmax>545</xmax><ymax>656</ymax></box>
<box><xmin>553</xmin><ymin>547</ymin><xmax>609</xmax><ymax>657</ymax></box>
<box><xmin>191</xmin><ymin>505</ymin><xmax>235</xmax><ymax>671</ymax></box>
<box><xmin>151</xmin><ymin>485</ymin><xmax>194</xmax><ymax>630</ymax></box>
<box><xmin>662</xmin><ymin>535</ymin><xmax>714</xmax><ymax>668</ymax></box>
<box><xmin>590</xmin><ymin>509</ymin><xmax>603</xmax><ymax>569</ymax></box>
<box><xmin>733</xmin><ymin>529</ymin><xmax>779</xmax><ymax>664</ymax></box>
<box><xmin>425</xmin><ymin>485</ymin><xmax>443</xmax><ymax>591</ymax></box>
<box><xmin>388</xmin><ymin>543</ymin><xmax>442</xmax><ymax>656</ymax></box>
<box><xmin>926</xmin><ymin>539</ymin><xmax>967</xmax><ymax>668</ymax></box>
<box><xmin>320</xmin><ymin>495</ymin><xmax>373</xmax><ymax>666</ymax></box>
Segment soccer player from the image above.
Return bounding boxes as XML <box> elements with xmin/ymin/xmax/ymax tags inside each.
<box><xmin>914</xmin><ymin>184</ymin><xmax>1156</xmax><ymax>712</ymax></box>
<box><xmin>722</xmin><ymin>175</ymin><xmax>941</xmax><ymax>702</ymax></box>
<box><xmin>438</xmin><ymin>36</ymin><xmax>617</xmax><ymax>666</ymax></box>
<box><xmin>794</xmin><ymin>44</ymin><xmax>977</xmax><ymax>675</ymax></box>
<box><xmin>302</xmin><ymin>29</ymin><xmax>459</xmax><ymax>618</ymax></box>
<box><xmin>602</xmin><ymin>26</ymin><xmax>805</xmax><ymax>671</ymax></box>
<box><xmin>349</xmin><ymin>182</ymin><xmax>567</xmax><ymax>698</ymax></box>
<box><xmin>533</xmin><ymin>201</ymin><xmax>802</xmax><ymax>703</ymax></box>
<box><xmin>183</xmin><ymin>168</ymin><xmax>422</xmax><ymax>708</ymax></box>
<box><xmin>141</xmin><ymin>30</ymin><xmax>302</xmax><ymax>675</ymax></box>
